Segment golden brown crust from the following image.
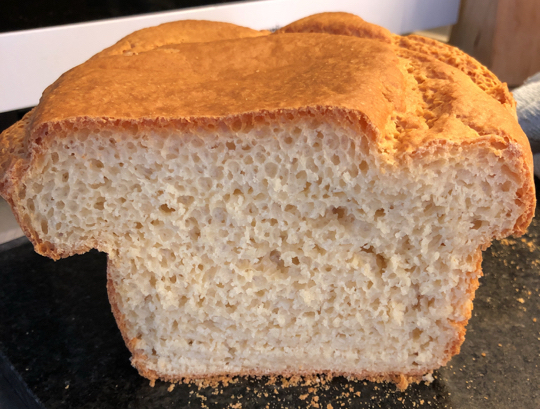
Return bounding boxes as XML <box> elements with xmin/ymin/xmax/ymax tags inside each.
<box><xmin>29</xmin><ymin>33</ymin><xmax>402</xmax><ymax>136</ymax></box>
<box><xmin>0</xmin><ymin>110</ymin><xmax>33</xmax><ymax>195</ymax></box>
<box><xmin>277</xmin><ymin>12</ymin><xmax>393</xmax><ymax>44</ymax></box>
<box><xmin>393</xmin><ymin>35</ymin><xmax>516</xmax><ymax>110</ymax></box>
<box><xmin>94</xmin><ymin>20</ymin><xmax>269</xmax><ymax>59</ymax></box>
<box><xmin>279</xmin><ymin>12</ymin><xmax>515</xmax><ymax>110</ymax></box>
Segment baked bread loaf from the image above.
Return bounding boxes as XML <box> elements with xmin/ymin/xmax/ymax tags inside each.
<box><xmin>0</xmin><ymin>13</ymin><xmax>535</xmax><ymax>389</ymax></box>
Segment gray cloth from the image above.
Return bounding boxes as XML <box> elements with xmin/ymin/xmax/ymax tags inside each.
<box><xmin>513</xmin><ymin>72</ymin><xmax>540</xmax><ymax>178</ymax></box>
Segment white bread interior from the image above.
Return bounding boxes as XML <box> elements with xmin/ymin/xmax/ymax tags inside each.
<box><xmin>12</xmin><ymin>110</ymin><xmax>526</xmax><ymax>381</ymax></box>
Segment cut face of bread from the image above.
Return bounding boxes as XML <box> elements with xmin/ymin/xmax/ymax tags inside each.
<box><xmin>0</xmin><ymin>15</ymin><xmax>535</xmax><ymax>387</ymax></box>
<box><xmin>16</xmin><ymin>111</ymin><xmax>527</xmax><ymax>381</ymax></box>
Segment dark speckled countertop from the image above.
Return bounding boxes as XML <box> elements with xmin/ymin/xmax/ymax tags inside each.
<box><xmin>0</xmin><ymin>182</ymin><xmax>539</xmax><ymax>408</ymax></box>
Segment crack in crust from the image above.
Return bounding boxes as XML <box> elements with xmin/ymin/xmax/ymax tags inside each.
<box><xmin>393</xmin><ymin>35</ymin><xmax>515</xmax><ymax>109</ymax></box>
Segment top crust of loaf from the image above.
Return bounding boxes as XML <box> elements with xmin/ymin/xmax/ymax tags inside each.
<box><xmin>0</xmin><ymin>15</ymin><xmax>535</xmax><ymax>242</ymax></box>
<box><xmin>277</xmin><ymin>12</ymin><xmax>394</xmax><ymax>44</ymax></box>
<box><xmin>278</xmin><ymin>13</ymin><xmax>516</xmax><ymax>110</ymax></box>
<box><xmin>93</xmin><ymin>19</ymin><xmax>270</xmax><ymax>59</ymax></box>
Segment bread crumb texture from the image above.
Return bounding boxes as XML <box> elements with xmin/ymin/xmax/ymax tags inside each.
<box><xmin>0</xmin><ymin>12</ymin><xmax>535</xmax><ymax>387</ymax></box>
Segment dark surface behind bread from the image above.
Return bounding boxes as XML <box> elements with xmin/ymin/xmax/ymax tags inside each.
<box><xmin>1</xmin><ymin>0</ymin><xmax>237</xmax><ymax>33</ymax></box>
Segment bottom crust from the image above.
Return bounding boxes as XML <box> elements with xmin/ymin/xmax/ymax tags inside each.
<box><xmin>131</xmin><ymin>361</ymin><xmax>430</xmax><ymax>391</ymax></box>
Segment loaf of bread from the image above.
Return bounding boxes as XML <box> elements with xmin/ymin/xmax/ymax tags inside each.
<box><xmin>0</xmin><ymin>13</ymin><xmax>535</xmax><ymax>389</ymax></box>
